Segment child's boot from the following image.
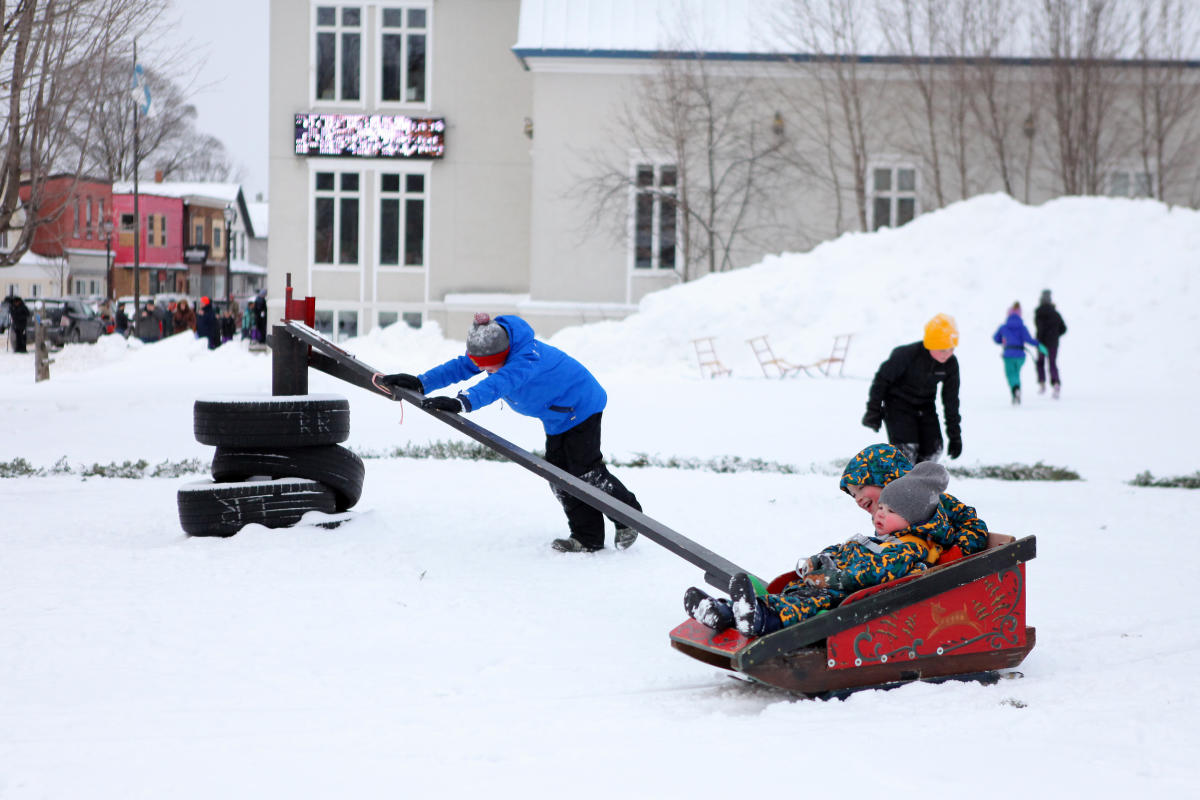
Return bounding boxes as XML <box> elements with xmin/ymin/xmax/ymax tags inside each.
<box><xmin>1052</xmin><ymin>383</ymin><xmax>1060</xmax><ymax>399</ymax></box>
<box><xmin>729</xmin><ymin>572</ymin><xmax>763</xmax><ymax>637</ymax></box>
<box><xmin>1038</xmin><ymin>381</ymin><xmax>1046</xmax><ymax>394</ymax></box>
<box><xmin>683</xmin><ymin>587</ymin><xmax>733</xmax><ymax>631</ymax></box>
<box><xmin>1011</xmin><ymin>385</ymin><xmax>1021</xmax><ymax>405</ymax></box>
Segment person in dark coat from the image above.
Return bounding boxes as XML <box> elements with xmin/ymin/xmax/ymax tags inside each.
<box><xmin>381</xmin><ymin>313</ymin><xmax>642</xmax><ymax>554</ymax></box>
<box><xmin>1033</xmin><ymin>289</ymin><xmax>1067</xmax><ymax>398</ymax></box>
<box><xmin>862</xmin><ymin>314</ymin><xmax>963</xmax><ymax>465</ymax></box>
<box><xmin>252</xmin><ymin>289</ymin><xmax>268</xmax><ymax>342</ymax></box>
<box><xmin>992</xmin><ymin>301</ymin><xmax>1045</xmax><ymax>405</ymax></box>
<box><xmin>136</xmin><ymin>300</ymin><xmax>161</xmax><ymax>343</ymax></box>
<box><xmin>115</xmin><ymin>303</ymin><xmax>129</xmax><ymax>337</ymax></box>
<box><xmin>195</xmin><ymin>297</ymin><xmax>220</xmax><ymax>350</ymax></box>
<box><xmin>7</xmin><ymin>296</ymin><xmax>30</xmax><ymax>353</ymax></box>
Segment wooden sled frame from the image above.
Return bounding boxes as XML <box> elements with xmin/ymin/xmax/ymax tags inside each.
<box><xmin>670</xmin><ymin>536</ymin><xmax>1036</xmax><ymax>696</ymax></box>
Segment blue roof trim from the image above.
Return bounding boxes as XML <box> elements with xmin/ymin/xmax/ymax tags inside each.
<box><xmin>511</xmin><ymin>47</ymin><xmax>1200</xmax><ymax>70</ymax></box>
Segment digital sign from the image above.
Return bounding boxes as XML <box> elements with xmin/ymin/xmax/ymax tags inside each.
<box><xmin>294</xmin><ymin>113</ymin><xmax>446</xmax><ymax>159</ymax></box>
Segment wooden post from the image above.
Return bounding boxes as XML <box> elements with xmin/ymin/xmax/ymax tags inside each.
<box><xmin>271</xmin><ymin>324</ymin><xmax>308</xmax><ymax>396</ymax></box>
<box><xmin>34</xmin><ymin>322</ymin><xmax>51</xmax><ymax>382</ymax></box>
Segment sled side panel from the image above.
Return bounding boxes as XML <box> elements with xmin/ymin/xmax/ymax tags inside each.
<box><xmin>827</xmin><ymin>563</ymin><xmax>1029</xmax><ymax>669</ymax></box>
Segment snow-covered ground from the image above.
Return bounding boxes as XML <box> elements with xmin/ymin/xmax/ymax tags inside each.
<box><xmin>2</xmin><ymin>194</ymin><xmax>1197</xmax><ymax>797</ymax></box>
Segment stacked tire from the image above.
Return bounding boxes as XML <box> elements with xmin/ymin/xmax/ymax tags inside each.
<box><xmin>178</xmin><ymin>394</ymin><xmax>365</xmax><ymax>537</ymax></box>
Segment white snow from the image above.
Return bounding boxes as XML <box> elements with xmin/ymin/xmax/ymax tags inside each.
<box><xmin>2</xmin><ymin>194</ymin><xmax>1197</xmax><ymax>797</ymax></box>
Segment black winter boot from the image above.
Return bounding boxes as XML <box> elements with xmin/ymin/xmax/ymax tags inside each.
<box><xmin>1011</xmin><ymin>385</ymin><xmax>1021</xmax><ymax>405</ymax></box>
<box><xmin>683</xmin><ymin>587</ymin><xmax>734</xmax><ymax>631</ymax></box>
<box><xmin>729</xmin><ymin>572</ymin><xmax>763</xmax><ymax>637</ymax></box>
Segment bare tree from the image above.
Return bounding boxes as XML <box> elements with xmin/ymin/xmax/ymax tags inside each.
<box><xmin>576</xmin><ymin>53</ymin><xmax>792</xmax><ymax>280</ymax></box>
<box><xmin>1131</xmin><ymin>0</ymin><xmax>1200</xmax><ymax>202</ymax></box>
<box><xmin>1036</xmin><ymin>0</ymin><xmax>1132</xmax><ymax>195</ymax></box>
<box><xmin>69</xmin><ymin>61</ymin><xmax>237</xmax><ymax>183</ymax></box>
<box><xmin>776</xmin><ymin>0</ymin><xmax>888</xmax><ymax>232</ymax></box>
<box><xmin>0</xmin><ymin>0</ymin><xmax>167</xmax><ymax>267</ymax></box>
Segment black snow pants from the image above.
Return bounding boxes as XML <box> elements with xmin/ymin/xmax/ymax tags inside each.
<box><xmin>883</xmin><ymin>403</ymin><xmax>943</xmax><ymax>465</ymax></box>
<box><xmin>544</xmin><ymin>412</ymin><xmax>640</xmax><ymax>550</ymax></box>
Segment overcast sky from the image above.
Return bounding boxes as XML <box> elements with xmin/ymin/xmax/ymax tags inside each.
<box><xmin>159</xmin><ymin>0</ymin><xmax>270</xmax><ymax>203</ymax></box>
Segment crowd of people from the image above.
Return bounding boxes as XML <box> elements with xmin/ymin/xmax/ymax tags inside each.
<box><xmin>96</xmin><ymin>289</ymin><xmax>269</xmax><ymax>350</ymax></box>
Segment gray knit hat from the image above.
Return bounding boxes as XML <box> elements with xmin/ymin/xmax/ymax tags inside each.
<box><xmin>1039</xmin><ymin>289</ymin><xmax>1052</xmax><ymax>305</ymax></box>
<box><xmin>466</xmin><ymin>312</ymin><xmax>510</xmax><ymax>366</ymax></box>
<box><xmin>879</xmin><ymin>461</ymin><xmax>948</xmax><ymax>525</ymax></box>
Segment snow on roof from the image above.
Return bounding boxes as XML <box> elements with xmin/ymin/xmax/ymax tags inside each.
<box><xmin>112</xmin><ymin>181</ymin><xmax>242</xmax><ymax>205</ymax></box>
<box><xmin>246</xmin><ymin>202</ymin><xmax>268</xmax><ymax>238</ymax></box>
<box><xmin>515</xmin><ymin>0</ymin><xmax>794</xmax><ymax>54</ymax></box>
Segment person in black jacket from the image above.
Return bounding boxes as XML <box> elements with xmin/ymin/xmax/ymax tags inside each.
<box><xmin>7</xmin><ymin>296</ymin><xmax>30</xmax><ymax>353</ymax></box>
<box><xmin>862</xmin><ymin>314</ymin><xmax>962</xmax><ymax>465</ymax></box>
<box><xmin>1034</xmin><ymin>289</ymin><xmax>1067</xmax><ymax>398</ymax></box>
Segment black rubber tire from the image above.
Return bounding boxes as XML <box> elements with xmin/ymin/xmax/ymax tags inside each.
<box><xmin>177</xmin><ymin>478</ymin><xmax>338</xmax><ymax>537</ymax></box>
<box><xmin>211</xmin><ymin>445</ymin><xmax>365</xmax><ymax>510</ymax></box>
<box><xmin>193</xmin><ymin>394</ymin><xmax>350</xmax><ymax>447</ymax></box>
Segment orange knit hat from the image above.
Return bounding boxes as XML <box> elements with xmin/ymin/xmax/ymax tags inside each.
<box><xmin>923</xmin><ymin>313</ymin><xmax>959</xmax><ymax>350</ymax></box>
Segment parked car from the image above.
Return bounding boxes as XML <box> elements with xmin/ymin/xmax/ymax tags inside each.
<box><xmin>25</xmin><ymin>297</ymin><xmax>106</xmax><ymax>345</ymax></box>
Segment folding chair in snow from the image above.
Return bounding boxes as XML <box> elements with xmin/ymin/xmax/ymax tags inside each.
<box><xmin>815</xmin><ymin>333</ymin><xmax>853</xmax><ymax>377</ymax></box>
<box><xmin>691</xmin><ymin>336</ymin><xmax>732</xmax><ymax>378</ymax></box>
<box><xmin>747</xmin><ymin>335</ymin><xmax>817</xmax><ymax>378</ymax></box>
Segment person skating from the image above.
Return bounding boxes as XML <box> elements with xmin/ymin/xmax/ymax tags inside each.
<box><xmin>862</xmin><ymin>313</ymin><xmax>962</xmax><ymax>464</ymax></box>
<box><xmin>381</xmin><ymin>313</ymin><xmax>642</xmax><ymax>553</ymax></box>
<box><xmin>993</xmin><ymin>301</ymin><xmax>1046</xmax><ymax>405</ymax></box>
<box><xmin>1034</xmin><ymin>289</ymin><xmax>1067</xmax><ymax>398</ymax></box>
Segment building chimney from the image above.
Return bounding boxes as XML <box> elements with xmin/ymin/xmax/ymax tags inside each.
<box><xmin>154</xmin><ymin>170</ymin><xmax>164</xmax><ymax>183</ymax></box>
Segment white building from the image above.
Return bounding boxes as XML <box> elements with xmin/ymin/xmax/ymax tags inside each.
<box><xmin>268</xmin><ymin>0</ymin><xmax>1200</xmax><ymax>340</ymax></box>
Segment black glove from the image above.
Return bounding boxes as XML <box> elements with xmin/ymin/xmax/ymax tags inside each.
<box><xmin>422</xmin><ymin>395</ymin><xmax>463</xmax><ymax>413</ymax></box>
<box><xmin>382</xmin><ymin>373</ymin><xmax>423</xmax><ymax>393</ymax></box>
<box><xmin>862</xmin><ymin>409</ymin><xmax>883</xmax><ymax>432</ymax></box>
<box><xmin>947</xmin><ymin>436</ymin><xmax>962</xmax><ymax>460</ymax></box>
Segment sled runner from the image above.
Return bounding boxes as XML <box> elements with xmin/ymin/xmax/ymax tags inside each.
<box><xmin>670</xmin><ymin>535</ymin><xmax>1036</xmax><ymax>696</ymax></box>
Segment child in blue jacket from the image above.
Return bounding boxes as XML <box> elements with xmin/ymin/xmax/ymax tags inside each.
<box><xmin>382</xmin><ymin>313</ymin><xmax>641</xmax><ymax>553</ymax></box>
<box><xmin>993</xmin><ymin>301</ymin><xmax>1046</xmax><ymax>405</ymax></box>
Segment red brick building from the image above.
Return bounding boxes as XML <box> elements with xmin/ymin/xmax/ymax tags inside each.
<box><xmin>17</xmin><ymin>175</ymin><xmax>113</xmax><ymax>297</ymax></box>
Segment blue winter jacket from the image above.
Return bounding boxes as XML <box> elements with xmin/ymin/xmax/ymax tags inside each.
<box><xmin>993</xmin><ymin>313</ymin><xmax>1039</xmax><ymax>358</ymax></box>
<box><xmin>417</xmin><ymin>315</ymin><xmax>607</xmax><ymax>435</ymax></box>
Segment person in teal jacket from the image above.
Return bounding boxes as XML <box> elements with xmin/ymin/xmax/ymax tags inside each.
<box><xmin>993</xmin><ymin>301</ymin><xmax>1046</xmax><ymax>405</ymax></box>
<box><xmin>382</xmin><ymin>313</ymin><xmax>641</xmax><ymax>554</ymax></box>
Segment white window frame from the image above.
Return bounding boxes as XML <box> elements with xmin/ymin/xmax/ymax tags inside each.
<box><xmin>312</xmin><ymin>4</ymin><xmax>365</xmax><ymax>107</ymax></box>
<box><xmin>869</xmin><ymin>162</ymin><xmax>920</xmax><ymax>231</ymax></box>
<box><xmin>628</xmin><ymin>159</ymin><xmax>680</xmax><ymax>273</ymax></box>
<box><xmin>310</xmin><ymin>165</ymin><xmax>364</xmax><ymax>272</ymax></box>
<box><xmin>374</xmin><ymin>166</ymin><xmax>430</xmax><ymax>270</ymax></box>
<box><xmin>376</xmin><ymin>3</ymin><xmax>432</xmax><ymax>109</ymax></box>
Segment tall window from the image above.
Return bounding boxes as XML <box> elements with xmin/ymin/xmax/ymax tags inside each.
<box><xmin>314</xmin><ymin>171</ymin><xmax>360</xmax><ymax>264</ymax></box>
<box><xmin>85</xmin><ymin>198</ymin><xmax>93</xmax><ymax>239</ymax></box>
<box><xmin>194</xmin><ymin>222</ymin><xmax>205</xmax><ymax>245</ymax></box>
<box><xmin>73</xmin><ymin>199</ymin><xmax>81</xmax><ymax>238</ymax></box>
<box><xmin>381</xmin><ymin>6</ymin><xmax>427</xmax><ymax>103</ymax></box>
<box><xmin>213</xmin><ymin>224</ymin><xmax>222</xmax><ymax>251</ymax></box>
<box><xmin>379</xmin><ymin>172</ymin><xmax>425</xmax><ymax>266</ymax></box>
<box><xmin>146</xmin><ymin>214</ymin><xmax>156</xmax><ymax>247</ymax></box>
<box><xmin>159</xmin><ymin>215</ymin><xmax>168</xmax><ymax>246</ymax></box>
<box><xmin>1108</xmin><ymin>169</ymin><xmax>1153</xmax><ymax>198</ymax></box>
<box><xmin>871</xmin><ymin>165</ymin><xmax>918</xmax><ymax>230</ymax></box>
<box><xmin>316</xmin><ymin>6</ymin><xmax>361</xmax><ymax>102</ymax></box>
<box><xmin>632</xmin><ymin>163</ymin><xmax>677</xmax><ymax>270</ymax></box>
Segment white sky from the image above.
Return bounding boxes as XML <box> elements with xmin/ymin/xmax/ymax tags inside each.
<box><xmin>158</xmin><ymin>0</ymin><xmax>270</xmax><ymax>201</ymax></box>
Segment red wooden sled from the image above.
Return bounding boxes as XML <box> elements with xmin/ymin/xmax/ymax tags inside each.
<box><xmin>670</xmin><ymin>534</ymin><xmax>1036</xmax><ymax>696</ymax></box>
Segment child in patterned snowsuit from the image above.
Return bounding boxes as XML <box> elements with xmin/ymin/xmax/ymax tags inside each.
<box><xmin>840</xmin><ymin>443</ymin><xmax>988</xmax><ymax>559</ymax></box>
<box><xmin>684</xmin><ymin>445</ymin><xmax>988</xmax><ymax>637</ymax></box>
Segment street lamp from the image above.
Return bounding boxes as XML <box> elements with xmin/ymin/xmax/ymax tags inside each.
<box><xmin>102</xmin><ymin>218</ymin><xmax>114</xmax><ymax>301</ymax></box>
<box><xmin>223</xmin><ymin>204</ymin><xmax>236</xmax><ymax>303</ymax></box>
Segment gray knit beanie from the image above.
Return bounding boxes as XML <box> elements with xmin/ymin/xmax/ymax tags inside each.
<box><xmin>879</xmin><ymin>461</ymin><xmax>949</xmax><ymax>525</ymax></box>
<box><xmin>1039</xmin><ymin>289</ymin><xmax>1052</xmax><ymax>305</ymax></box>
<box><xmin>466</xmin><ymin>312</ymin><xmax>510</xmax><ymax>362</ymax></box>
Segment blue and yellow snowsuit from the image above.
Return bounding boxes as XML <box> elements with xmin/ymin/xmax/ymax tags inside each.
<box><xmin>754</xmin><ymin>444</ymin><xmax>989</xmax><ymax>632</ymax></box>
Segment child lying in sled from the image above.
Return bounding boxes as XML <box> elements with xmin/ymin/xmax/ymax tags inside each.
<box><xmin>684</xmin><ymin>461</ymin><xmax>951</xmax><ymax>637</ymax></box>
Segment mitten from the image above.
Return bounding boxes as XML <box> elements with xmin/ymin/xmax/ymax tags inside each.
<box><xmin>422</xmin><ymin>396</ymin><xmax>463</xmax><ymax>413</ymax></box>
<box><xmin>1037</xmin><ymin>343</ymin><xmax>1049</xmax><ymax>355</ymax></box>
<box><xmin>947</xmin><ymin>436</ymin><xmax>962</xmax><ymax>460</ymax></box>
<box><xmin>862</xmin><ymin>409</ymin><xmax>883</xmax><ymax>432</ymax></box>
<box><xmin>382</xmin><ymin>373</ymin><xmax>423</xmax><ymax>393</ymax></box>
